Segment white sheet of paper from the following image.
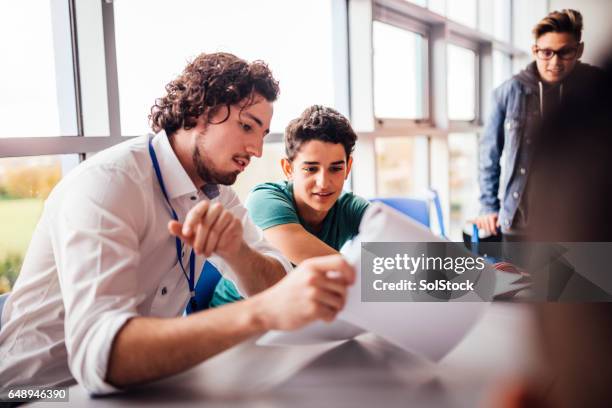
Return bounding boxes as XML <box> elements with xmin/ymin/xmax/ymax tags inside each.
<box><xmin>259</xmin><ymin>203</ymin><xmax>489</xmax><ymax>361</ymax></box>
<box><xmin>257</xmin><ymin>319</ymin><xmax>365</xmax><ymax>347</ymax></box>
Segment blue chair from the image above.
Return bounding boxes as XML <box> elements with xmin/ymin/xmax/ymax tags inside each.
<box><xmin>0</xmin><ymin>292</ymin><xmax>9</xmax><ymax>331</ymax></box>
<box><xmin>185</xmin><ymin>261</ymin><xmax>222</xmax><ymax>314</ymax></box>
<box><xmin>370</xmin><ymin>197</ymin><xmax>430</xmax><ymax>227</ymax></box>
<box><xmin>370</xmin><ymin>189</ymin><xmax>447</xmax><ymax>238</ymax></box>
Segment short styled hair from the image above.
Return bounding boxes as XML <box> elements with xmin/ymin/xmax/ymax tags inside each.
<box><xmin>532</xmin><ymin>9</ymin><xmax>583</xmax><ymax>42</ymax></box>
<box><xmin>149</xmin><ymin>52</ymin><xmax>279</xmax><ymax>136</ymax></box>
<box><xmin>284</xmin><ymin>105</ymin><xmax>357</xmax><ymax>161</ymax></box>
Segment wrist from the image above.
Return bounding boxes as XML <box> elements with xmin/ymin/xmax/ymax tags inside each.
<box><xmin>244</xmin><ymin>293</ymin><xmax>274</xmax><ymax>332</ymax></box>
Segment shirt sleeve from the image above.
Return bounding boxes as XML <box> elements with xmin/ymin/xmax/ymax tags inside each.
<box><xmin>479</xmin><ymin>85</ymin><xmax>507</xmax><ymax>214</ymax></box>
<box><xmin>50</xmin><ymin>165</ymin><xmax>147</xmax><ymax>395</ymax></box>
<box><xmin>245</xmin><ymin>183</ymin><xmax>300</xmax><ymax>230</ymax></box>
<box><xmin>340</xmin><ymin>193</ymin><xmax>371</xmax><ymax>238</ymax></box>
<box><xmin>208</xmin><ymin>187</ymin><xmax>292</xmax><ymax>297</ymax></box>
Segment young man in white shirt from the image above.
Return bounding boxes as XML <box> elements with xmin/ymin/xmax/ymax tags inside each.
<box><xmin>0</xmin><ymin>52</ymin><xmax>354</xmax><ymax>396</ymax></box>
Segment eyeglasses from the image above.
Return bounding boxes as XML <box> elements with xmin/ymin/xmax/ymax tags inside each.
<box><xmin>535</xmin><ymin>46</ymin><xmax>579</xmax><ymax>61</ymax></box>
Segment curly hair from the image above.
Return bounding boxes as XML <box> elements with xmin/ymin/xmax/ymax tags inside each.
<box><xmin>149</xmin><ymin>52</ymin><xmax>280</xmax><ymax>135</ymax></box>
<box><xmin>284</xmin><ymin>105</ymin><xmax>357</xmax><ymax>161</ymax></box>
<box><xmin>533</xmin><ymin>9</ymin><xmax>583</xmax><ymax>42</ymax></box>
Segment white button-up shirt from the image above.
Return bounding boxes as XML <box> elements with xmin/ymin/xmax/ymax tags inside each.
<box><xmin>0</xmin><ymin>131</ymin><xmax>291</xmax><ymax>395</ymax></box>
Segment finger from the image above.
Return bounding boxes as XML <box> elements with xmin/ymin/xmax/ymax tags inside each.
<box><xmin>168</xmin><ymin>221</ymin><xmax>193</xmax><ymax>245</ymax></box>
<box><xmin>303</xmin><ymin>255</ymin><xmax>355</xmax><ymax>285</ymax></box>
<box><xmin>168</xmin><ymin>220</ymin><xmax>183</xmax><ymax>237</ymax></box>
<box><xmin>194</xmin><ymin>203</ymin><xmax>223</xmax><ymax>255</ymax></box>
<box><xmin>487</xmin><ymin>216</ymin><xmax>497</xmax><ymax>235</ymax></box>
<box><xmin>316</xmin><ymin>303</ymin><xmax>338</xmax><ymax>322</ymax></box>
<box><xmin>192</xmin><ymin>223</ymin><xmax>210</xmax><ymax>256</ymax></box>
<box><xmin>313</xmin><ymin>288</ymin><xmax>345</xmax><ymax>311</ymax></box>
<box><xmin>203</xmin><ymin>210</ymin><xmax>233</xmax><ymax>256</ymax></box>
<box><xmin>182</xmin><ymin>200</ymin><xmax>210</xmax><ymax>237</ymax></box>
<box><xmin>310</xmin><ymin>275</ymin><xmax>348</xmax><ymax>296</ymax></box>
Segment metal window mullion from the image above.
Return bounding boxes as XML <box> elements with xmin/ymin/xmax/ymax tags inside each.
<box><xmin>101</xmin><ymin>0</ymin><xmax>121</xmax><ymax>138</ymax></box>
<box><xmin>0</xmin><ymin>137</ymin><xmax>135</xmax><ymax>158</ymax></box>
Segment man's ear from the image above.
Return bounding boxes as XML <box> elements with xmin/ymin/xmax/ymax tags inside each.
<box><xmin>345</xmin><ymin>156</ymin><xmax>353</xmax><ymax>180</ymax></box>
<box><xmin>531</xmin><ymin>44</ymin><xmax>538</xmax><ymax>59</ymax></box>
<box><xmin>281</xmin><ymin>158</ymin><xmax>293</xmax><ymax>180</ymax></box>
<box><xmin>577</xmin><ymin>42</ymin><xmax>584</xmax><ymax>60</ymax></box>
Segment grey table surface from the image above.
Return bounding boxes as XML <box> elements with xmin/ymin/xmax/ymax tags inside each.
<box><xmin>31</xmin><ymin>303</ymin><xmax>534</xmax><ymax>408</ymax></box>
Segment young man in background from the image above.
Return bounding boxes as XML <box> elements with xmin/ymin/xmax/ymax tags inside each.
<box><xmin>476</xmin><ymin>9</ymin><xmax>603</xmax><ymax>241</ymax></box>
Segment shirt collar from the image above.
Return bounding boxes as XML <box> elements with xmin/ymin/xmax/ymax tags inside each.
<box><xmin>150</xmin><ymin>130</ymin><xmax>220</xmax><ymax>200</ymax></box>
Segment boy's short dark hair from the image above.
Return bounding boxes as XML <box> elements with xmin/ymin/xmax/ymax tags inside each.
<box><xmin>533</xmin><ymin>9</ymin><xmax>583</xmax><ymax>42</ymax></box>
<box><xmin>284</xmin><ymin>105</ymin><xmax>357</xmax><ymax>161</ymax></box>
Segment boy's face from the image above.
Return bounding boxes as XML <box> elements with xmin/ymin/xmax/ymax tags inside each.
<box><xmin>191</xmin><ymin>94</ymin><xmax>272</xmax><ymax>186</ymax></box>
<box><xmin>532</xmin><ymin>32</ymin><xmax>583</xmax><ymax>84</ymax></box>
<box><xmin>282</xmin><ymin>140</ymin><xmax>352</xmax><ymax>214</ymax></box>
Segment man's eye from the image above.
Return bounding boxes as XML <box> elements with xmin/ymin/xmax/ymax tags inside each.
<box><xmin>240</xmin><ymin>122</ymin><xmax>252</xmax><ymax>132</ymax></box>
<box><xmin>538</xmin><ymin>49</ymin><xmax>553</xmax><ymax>58</ymax></box>
<box><xmin>303</xmin><ymin>167</ymin><xmax>317</xmax><ymax>173</ymax></box>
<box><xmin>330</xmin><ymin>167</ymin><xmax>344</xmax><ymax>172</ymax></box>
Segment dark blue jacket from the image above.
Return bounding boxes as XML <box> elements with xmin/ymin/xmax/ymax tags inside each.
<box><xmin>478</xmin><ymin>61</ymin><xmax>603</xmax><ymax>233</ymax></box>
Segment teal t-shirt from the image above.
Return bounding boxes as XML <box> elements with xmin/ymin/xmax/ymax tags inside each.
<box><xmin>209</xmin><ymin>181</ymin><xmax>370</xmax><ymax>307</ymax></box>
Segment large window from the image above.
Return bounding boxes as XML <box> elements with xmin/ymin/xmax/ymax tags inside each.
<box><xmin>448</xmin><ymin>133</ymin><xmax>479</xmax><ymax>240</ymax></box>
<box><xmin>375</xmin><ymin>136</ymin><xmax>429</xmax><ymax>197</ymax></box>
<box><xmin>493</xmin><ymin>50</ymin><xmax>513</xmax><ymax>88</ymax></box>
<box><xmin>373</xmin><ymin>21</ymin><xmax>426</xmax><ymax>119</ymax></box>
<box><xmin>447</xmin><ymin>0</ymin><xmax>477</xmax><ymax>28</ymax></box>
<box><xmin>447</xmin><ymin>44</ymin><xmax>477</xmax><ymax>121</ymax></box>
<box><xmin>0</xmin><ymin>156</ymin><xmax>77</xmax><ymax>293</ymax></box>
<box><xmin>427</xmin><ymin>0</ymin><xmax>446</xmax><ymax>16</ymax></box>
<box><xmin>0</xmin><ymin>0</ymin><xmax>76</xmax><ymax>137</ymax></box>
<box><xmin>113</xmin><ymin>0</ymin><xmax>340</xmax><ymax>136</ymax></box>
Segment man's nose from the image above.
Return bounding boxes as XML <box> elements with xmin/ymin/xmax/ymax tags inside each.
<box><xmin>246</xmin><ymin>136</ymin><xmax>263</xmax><ymax>158</ymax></box>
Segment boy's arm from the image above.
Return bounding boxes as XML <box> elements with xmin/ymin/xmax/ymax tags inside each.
<box><xmin>263</xmin><ymin>223</ymin><xmax>338</xmax><ymax>265</ymax></box>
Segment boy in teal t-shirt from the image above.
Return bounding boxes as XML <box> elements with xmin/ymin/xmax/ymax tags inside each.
<box><xmin>211</xmin><ymin>105</ymin><xmax>369</xmax><ymax>307</ymax></box>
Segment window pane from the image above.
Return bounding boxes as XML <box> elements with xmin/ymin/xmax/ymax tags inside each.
<box><xmin>0</xmin><ymin>155</ymin><xmax>77</xmax><ymax>293</ymax></box>
<box><xmin>493</xmin><ymin>50</ymin><xmax>512</xmax><ymax>88</ymax></box>
<box><xmin>232</xmin><ymin>143</ymin><xmax>286</xmax><ymax>203</ymax></box>
<box><xmin>449</xmin><ymin>133</ymin><xmax>479</xmax><ymax>241</ymax></box>
<box><xmin>493</xmin><ymin>0</ymin><xmax>511</xmax><ymax>42</ymax></box>
<box><xmin>114</xmin><ymin>0</ymin><xmax>337</xmax><ymax>136</ymax></box>
<box><xmin>447</xmin><ymin>44</ymin><xmax>476</xmax><ymax>121</ymax></box>
<box><xmin>479</xmin><ymin>0</ymin><xmax>495</xmax><ymax>37</ymax></box>
<box><xmin>428</xmin><ymin>0</ymin><xmax>446</xmax><ymax>16</ymax></box>
<box><xmin>448</xmin><ymin>0</ymin><xmax>477</xmax><ymax>28</ymax></box>
<box><xmin>373</xmin><ymin>22</ymin><xmax>426</xmax><ymax>119</ymax></box>
<box><xmin>0</xmin><ymin>1</ymin><xmax>76</xmax><ymax>137</ymax></box>
<box><xmin>375</xmin><ymin>136</ymin><xmax>429</xmax><ymax>197</ymax></box>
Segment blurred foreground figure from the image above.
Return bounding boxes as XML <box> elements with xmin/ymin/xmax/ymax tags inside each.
<box><xmin>495</xmin><ymin>55</ymin><xmax>612</xmax><ymax>408</ymax></box>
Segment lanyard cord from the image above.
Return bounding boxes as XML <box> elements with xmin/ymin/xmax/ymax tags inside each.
<box><xmin>148</xmin><ymin>136</ymin><xmax>197</xmax><ymax>308</ymax></box>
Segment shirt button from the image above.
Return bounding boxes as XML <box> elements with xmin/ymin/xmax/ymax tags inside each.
<box><xmin>526</xmin><ymin>138</ymin><xmax>532</xmax><ymax>145</ymax></box>
<box><xmin>512</xmin><ymin>192</ymin><xmax>519</xmax><ymax>199</ymax></box>
<box><xmin>520</xmin><ymin>167</ymin><xmax>526</xmax><ymax>175</ymax></box>
<box><xmin>190</xmin><ymin>196</ymin><xmax>197</xmax><ymax>201</ymax></box>
<box><xmin>161</xmin><ymin>287</ymin><xmax>167</xmax><ymax>296</ymax></box>
<box><xmin>504</xmin><ymin>220</ymin><xmax>510</xmax><ymax>226</ymax></box>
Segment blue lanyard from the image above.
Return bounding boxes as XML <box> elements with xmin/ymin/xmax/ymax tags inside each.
<box><xmin>148</xmin><ymin>136</ymin><xmax>198</xmax><ymax>310</ymax></box>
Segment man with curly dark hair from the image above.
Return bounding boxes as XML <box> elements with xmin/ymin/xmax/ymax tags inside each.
<box><xmin>0</xmin><ymin>53</ymin><xmax>355</xmax><ymax>397</ymax></box>
<box><xmin>211</xmin><ymin>105</ymin><xmax>370</xmax><ymax>307</ymax></box>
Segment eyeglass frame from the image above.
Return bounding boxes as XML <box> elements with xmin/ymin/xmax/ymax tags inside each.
<box><xmin>533</xmin><ymin>43</ymin><xmax>583</xmax><ymax>61</ymax></box>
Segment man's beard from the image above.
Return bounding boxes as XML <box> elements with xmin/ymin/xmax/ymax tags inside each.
<box><xmin>193</xmin><ymin>144</ymin><xmax>240</xmax><ymax>186</ymax></box>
